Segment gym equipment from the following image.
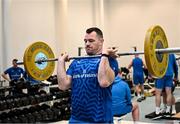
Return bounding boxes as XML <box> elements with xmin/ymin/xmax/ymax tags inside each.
<box><xmin>19</xmin><ymin>114</ymin><xmax>28</xmax><ymax>123</ymax></box>
<box><xmin>15</xmin><ymin>25</ymin><xmax>180</xmax><ymax>80</ymax></box>
<box><xmin>47</xmin><ymin>75</ymin><xmax>58</xmax><ymax>85</ymax></box>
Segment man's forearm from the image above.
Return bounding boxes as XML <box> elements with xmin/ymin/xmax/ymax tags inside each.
<box><xmin>98</xmin><ymin>57</ymin><xmax>115</xmax><ymax>87</ymax></box>
<box><xmin>1</xmin><ymin>74</ymin><xmax>10</xmax><ymax>82</ymax></box>
<box><xmin>57</xmin><ymin>61</ymin><xmax>70</xmax><ymax>90</ymax></box>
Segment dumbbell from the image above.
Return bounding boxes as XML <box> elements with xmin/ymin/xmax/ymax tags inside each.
<box><xmin>0</xmin><ymin>100</ymin><xmax>7</xmax><ymax>111</ymax></box>
<box><xmin>54</xmin><ymin>104</ymin><xmax>66</xmax><ymax>119</ymax></box>
<box><xmin>61</xmin><ymin>99</ymin><xmax>69</xmax><ymax>105</ymax></box>
<box><xmin>14</xmin><ymin>97</ymin><xmax>22</xmax><ymax>107</ymax></box>
<box><xmin>47</xmin><ymin>75</ymin><xmax>58</xmax><ymax>85</ymax></box>
<box><xmin>0</xmin><ymin>112</ymin><xmax>8</xmax><ymax>120</ymax></box>
<box><xmin>29</xmin><ymin>95</ymin><xmax>37</xmax><ymax>105</ymax></box>
<box><xmin>34</xmin><ymin>104</ymin><xmax>42</xmax><ymax>112</ymax></box>
<box><xmin>62</xmin><ymin>104</ymin><xmax>71</xmax><ymax>120</ymax></box>
<box><xmin>14</xmin><ymin>109</ymin><xmax>22</xmax><ymax>117</ymax></box>
<box><xmin>29</xmin><ymin>106</ymin><xmax>37</xmax><ymax>113</ymax></box>
<box><xmin>7</xmin><ymin>110</ymin><xmax>15</xmax><ymax>118</ymax></box>
<box><xmin>34</xmin><ymin>94</ymin><xmax>41</xmax><ymax>103</ymax></box>
<box><xmin>2</xmin><ymin>117</ymin><xmax>11</xmax><ymax>123</ymax></box>
<box><xmin>6</xmin><ymin>98</ymin><xmax>15</xmax><ymax>109</ymax></box>
<box><xmin>16</xmin><ymin>78</ymin><xmax>28</xmax><ymax>89</ymax></box>
<box><xmin>21</xmin><ymin>96</ymin><xmax>30</xmax><ymax>106</ymax></box>
<box><xmin>39</xmin><ymin>94</ymin><xmax>46</xmax><ymax>102</ymax></box>
<box><xmin>26</xmin><ymin>113</ymin><xmax>36</xmax><ymax>123</ymax></box>
<box><xmin>32</xmin><ymin>111</ymin><xmax>42</xmax><ymax>122</ymax></box>
<box><xmin>45</xmin><ymin>108</ymin><xmax>54</xmax><ymax>120</ymax></box>
<box><xmin>59</xmin><ymin>104</ymin><xmax>71</xmax><ymax>120</ymax></box>
<box><xmin>62</xmin><ymin>89</ymin><xmax>71</xmax><ymax>98</ymax></box>
<box><xmin>54</xmin><ymin>91</ymin><xmax>64</xmax><ymax>99</ymax></box>
<box><xmin>41</xmin><ymin>104</ymin><xmax>50</xmax><ymax>109</ymax></box>
<box><xmin>46</xmin><ymin>93</ymin><xmax>53</xmax><ymax>101</ymax></box>
<box><xmin>18</xmin><ymin>114</ymin><xmax>28</xmax><ymax>123</ymax></box>
<box><xmin>11</xmin><ymin>116</ymin><xmax>21</xmax><ymax>123</ymax></box>
<box><xmin>51</xmin><ymin>106</ymin><xmax>62</xmax><ymax>120</ymax></box>
<box><xmin>21</xmin><ymin>108</ymin><xmax>30</xmax><ymax>115</ymax></box>
<box><xmin>5</xmin><ymin>111</ymin><xmax>20</xmax><ymax>123</ymax></box>
<box><xmin>39</xmin><ymin>110</ymin><xmax>49</xmax><ymax>121</ymax></box>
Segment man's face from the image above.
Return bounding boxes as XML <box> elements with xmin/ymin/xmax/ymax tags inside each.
<box><xmin>84</xmin><ymin>31</ymin><xmax>103</xmax><ymax>55</ymax></box>
<box><xmin>12</xmin><ymin>61</ymin><xmax>17</xmax><ymax>67</ymax></box>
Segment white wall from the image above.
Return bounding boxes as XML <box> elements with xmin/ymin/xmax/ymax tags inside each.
<box><xmin>54</xmin><ymin>0</ymin><xmax>180</xmax><ymax>67</ymax></box>
<box><xmin>104</xmin><ymin>0</ymin><xmax>180</xmax><ymax>66</ymax></box>
<box><xmin>0</xmin><ymin>0</ymin><xmax>180</xmax><ymax>76</ymax></box>
<box><xmin>0</xmin><ymin>0</ymin><xmax>3</xmax><ymax>73</ymax></box>
<box><xmin>1</xmin><ymin>0</ymin><xmax>56</xmax><ymax>71</ymax></box>
<box><xmin>54</xmin><ymin>0</ymin><xmax>105</xmax><ymax>56</ymax></box>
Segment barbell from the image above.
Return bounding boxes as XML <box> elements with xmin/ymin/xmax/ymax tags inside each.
<box><xmin>16</xmin><ymin>25</ymin><xmax>180</xmax><ymax>81</ymax></box>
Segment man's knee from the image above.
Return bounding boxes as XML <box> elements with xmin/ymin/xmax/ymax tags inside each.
<box><xmin>132</xmin><ymin>101</ymin><xmax>139</xmax><ymax>111</ymax></box>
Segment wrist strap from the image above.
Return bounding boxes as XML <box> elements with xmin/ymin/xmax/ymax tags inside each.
<box><xmin>101</xmin><ymin>54</ymin><xmax>109</xmax><ymax>58</ymax></box>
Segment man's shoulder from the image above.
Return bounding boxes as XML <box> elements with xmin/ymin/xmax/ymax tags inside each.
<box><xmin>6</xmin><ymin>67</ymin><xmax>13</xmax><ymax>70</ymax></box>
<box><xmin>15</xmin><ymin>67</ymin><xmax>24</xmax><ymax>72</ymax></box>
<box><xmin>18</xmin><ymin>67</ymin><xmax>23</xmax><ymax>69</ymax></box>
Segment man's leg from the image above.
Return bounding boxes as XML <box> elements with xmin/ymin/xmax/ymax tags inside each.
<box><xmin>161</xmin><ymin>91</ymin><xmax>167</xmax><ymax>113</ymax></box>
<box><xmin>132</xmin><ymin>101</ymin><xmax>139</xmax><ymax>121</ymax></box>
<box><xmin>165</xmin><ymin>87</ymin><xmax>172</xmax><ymax>114</ymax></box>
<box><xmin>140</xmin><ymin>84</ymin><xmax>146</xmax><ymax>100</ymax></box>
<box><xmin>135</xmin><ymin>85</ymin><xmax>141</xmax><ymax>102</ymax></box>
<box><xmin>155</xmin><ymin>78</ymin><xmax>164</xmax><ymax>115</ymax></box>
<box><xmin>171</xmin><ymin>95</ymin><xmax>176</xmax><ymax>114</ymax></box>
<box><xmin>155</xmin><ymin>88</ymin><xmax>162</xmax><ymax>115</ymax></box>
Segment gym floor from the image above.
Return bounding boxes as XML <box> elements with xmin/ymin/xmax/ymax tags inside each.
<box><xmin>52</xmin><ymin>87</ymin><xmax>180</xmax><ymax>124</ymax></box>
<box><xmin>123</xmin><ymin>87</ymin><xmax>180</xmax><ymax>124</ymax></box>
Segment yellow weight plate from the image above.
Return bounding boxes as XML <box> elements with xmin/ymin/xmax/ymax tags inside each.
<box><xmin>23</xmin><ymin>41</ymin><xmax>55</xmax><ymax>81</ymax></box>
<box><xmin>144</xmin><ymin>25</ymin><xmax>169</xmax><ymax>78</ymax></box>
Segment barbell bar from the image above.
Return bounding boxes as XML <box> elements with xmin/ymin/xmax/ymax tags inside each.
<box><xmin>118</xmin><ymin>48</ymin><xmax>180</xmax><ymax>56</ymax></box>
<box><xmin>17</xmin><ymin>55</ymin><xmax>102</xmax><ymax>65</ymax></box>
<box><xmin>15</xmin><ymin>25</ymin><xmax>180</xmax><ymax>81</ymax></box>
<box><xmin>17</xmin><ymin>47</ymin><xmax>180</xmax><ymax>65</ymax></box>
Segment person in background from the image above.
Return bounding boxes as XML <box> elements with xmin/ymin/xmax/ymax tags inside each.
<box><xmin>161</xmin><ymin>81</ymin><xmax>177</xmax><ymax>114</ymax></box>
<box><xmin>112</xmin><ymin>69</ymin><xmax>139</xmax><ymax>122</ymax></box>
<box><xmin>1</xmin><ymin>59</ymin><xmax>24</xmax><ymax>95</ymax></box>
<box><xmin>155</xmin><ymin>54</ymin><xmax>178</xmax><ymax>115</ymax></box>
<box><xmin>2</xmin><ymin>59</ymin><xmax>24</xmax><ymax>82</ymax></box>
<box><xmin>128</xmin><ymin>49</ymin><xmax>147</xmax><ymax>102</ymax></box>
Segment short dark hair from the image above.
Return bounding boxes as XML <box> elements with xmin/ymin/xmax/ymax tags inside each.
<box><xmin>13</xmin><ymin>59</ymin><xmax>18</xmax><ymax>62</ymax></box>
<box><xmin>86</xmin><ymin>27</ymin><xmax>103</xmax><ymax>38</ymax></box>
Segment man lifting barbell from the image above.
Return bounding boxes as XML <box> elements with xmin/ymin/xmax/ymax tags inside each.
<box><xmin>57</xmin><ymin>27</ymin><xmax>119</xmax><ymax>123</ymax></box>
